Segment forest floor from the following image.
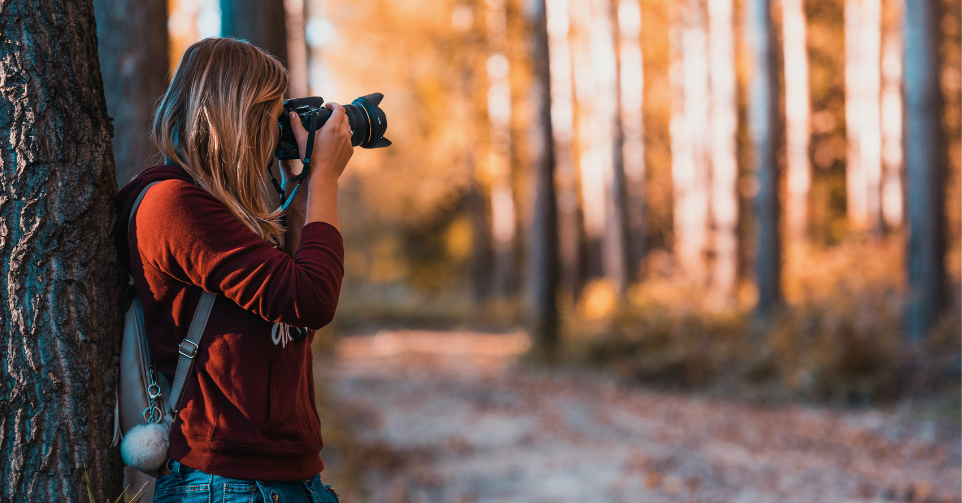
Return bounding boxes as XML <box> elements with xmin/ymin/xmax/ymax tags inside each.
<box><xmin>316</xmin><ymin>330</ymin><xmax>961</xmax><ymax>503</ymax></box>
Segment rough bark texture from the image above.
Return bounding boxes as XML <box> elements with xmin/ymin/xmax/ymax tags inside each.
<box><xmin>528</xmin><ymin>0</ymin><xmax>560</xmax><ymax>359</ymax></box>
<box><xmin>0</xmin><ymin>0</ymin><xmax>126</xmax><ymax>500</ymax></box>
<box><xmin>745</xmin><ymin>0</ymin><xmax>782</xmax><ymax>316</ymax></box>
<box><xmin>94</xmin><ymin>0</ymin><xmax>169</xmax><ymax>185</ymax></box>
<box><xmin>903</xmin><ymin>0</ymin><xmax>946</xmax><ymax>341</ymax></box>
<box><xmin>221</xmin><ymin>0</ymin><xmax>289</xmax><ymax>67</ymax></box>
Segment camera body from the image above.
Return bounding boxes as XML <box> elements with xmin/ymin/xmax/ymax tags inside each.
<box><xmin>275</xmin><ymin>93</ymin><xmax>391</xmax><ymax>160</ymax></box>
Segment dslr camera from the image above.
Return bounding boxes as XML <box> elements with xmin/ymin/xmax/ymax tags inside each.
<box><xmin>271</xmin><ymin>92</ymin><xmax>391</xmax><ymax>209</ymax></box>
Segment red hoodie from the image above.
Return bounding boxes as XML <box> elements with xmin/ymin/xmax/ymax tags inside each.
<box><xmin>115</xmin><ymin>165</ymin><xmax>344</xmax><ymax>481</ymax></box>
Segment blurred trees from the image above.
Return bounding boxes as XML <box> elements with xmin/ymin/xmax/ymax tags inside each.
<box><xmin>296</xmin><ymin>0</ymin><xmax>959</xmax><ymax>345</ymax></box>
<box><xmin>0</xmin><ymin>0</ymin><xmax>125</xmax><ymax>499</ymax></box>
<box><xmin>94</xmin><ymin>0</ymin><xmax>169</xmax><ymax>184</ymax></box>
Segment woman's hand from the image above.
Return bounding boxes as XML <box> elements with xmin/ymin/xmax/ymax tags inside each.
<box><xmin>278</xmin><ymin>159</ymin><xmax>308</xmax><ymax>216</ymax></box>
<box><xmin>287</xmin><ymin>102</ymin><xmax>353</xmax><ymax>230</ymax></box>
<box><xmin>287</xmin><ymin>102</ymin><xmax>354</xmax><ymax>185</ymax></box>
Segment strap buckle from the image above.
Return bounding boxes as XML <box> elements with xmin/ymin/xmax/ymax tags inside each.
<box><xmin>178</xmin><ymin>339</ymin><xmax>199</xmax><ymax>359</ymax></box>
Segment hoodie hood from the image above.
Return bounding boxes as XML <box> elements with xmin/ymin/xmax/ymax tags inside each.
<box><xmin>114</xmin><ymin>164</ymin><xmax>195</xmax><ymax>275</ymax></box>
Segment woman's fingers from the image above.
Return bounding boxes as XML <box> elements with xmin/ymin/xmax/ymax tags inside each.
<box><xmin>288</xmin><ymin>112</ymin><xmax>309</xmax><ymax>159</ymax></box>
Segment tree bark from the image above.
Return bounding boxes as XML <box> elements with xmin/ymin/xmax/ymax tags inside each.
<box><xmin>94</xmin><ymin>0</ymin><xmax>169</xmax><ymax>186</ymax></box>
<box><xmin>903</xmin><ymin>0</ymin><xmax>946</xmax><ymax>341</ymax></box>
<box><xmin>0</xmin><ymin>0</ymin><xmax>126</xmax><ymax>500</ymax></box>
<box><xmin>528</xmin><ymin>0</ymin><xmax>560</xmax><ymax>359</ymax></box>
<box><xmin>221</xmin><ymin>0</ymin><xmax>289</xmax><ymax>67</ymax></box>
<box><xmin>745</xmin><ymin>0</ymin><xmax>782</xmax><ymax>316</ymax></box>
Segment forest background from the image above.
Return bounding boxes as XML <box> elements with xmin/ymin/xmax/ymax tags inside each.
<box><xmin>0</xmin><ymin>0</ymin><xmax>959</xmax><ymax>499</ymax></box>
<box><xmin>153</xmin><ymin>0</ymin><xmax>962</xmax><ymax>403</ymax></box>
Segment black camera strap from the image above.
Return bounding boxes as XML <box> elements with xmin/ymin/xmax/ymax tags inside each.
<box><xmin>270</xmin><ymin>111</ymin><xmax>320</xmax><ymax>212</ymax></box>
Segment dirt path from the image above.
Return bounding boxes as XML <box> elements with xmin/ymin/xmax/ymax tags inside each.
<box><xmin>319</xmin><ymin>330</ymin><xmax>960</xmax><ymax>503</ymax></box>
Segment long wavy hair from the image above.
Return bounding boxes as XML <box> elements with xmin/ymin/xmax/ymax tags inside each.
<box><xmin>152</xmin><ymin>37</ymin><xmax>288</xmax><ymax>246</ymax></box>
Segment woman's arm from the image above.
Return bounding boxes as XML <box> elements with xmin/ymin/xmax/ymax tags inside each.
<box><xmin>137</xmin><ymin>179</ymin><xmax>344</xmax><ymax>330</ymax></box>
<box><xmin>287</xmin><ymin>102</ymin><xmax>353</xmax><ymax>231</ymax></box>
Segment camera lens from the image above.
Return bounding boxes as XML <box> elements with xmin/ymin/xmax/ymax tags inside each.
<box><xmin>275</xmin><ymin>93</ymin><xmax>391</xmax><ymax>161</ymax></box>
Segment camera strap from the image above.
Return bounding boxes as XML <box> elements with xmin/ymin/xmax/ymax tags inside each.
<box><xmin>271</xmin><ymin>111</ymin><xmax>320</xmax><ymax>212</ymax></box>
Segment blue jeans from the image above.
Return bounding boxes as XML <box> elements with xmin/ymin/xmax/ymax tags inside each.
<box><xmin>153</xmin><ymin>460</ymin><xmax>340</xmax><ymax>503</ymax></box>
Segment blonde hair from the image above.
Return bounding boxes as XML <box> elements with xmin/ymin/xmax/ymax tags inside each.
<box><xmin>152</xmin><ymin>38</ymin><xmax>288</xmax><ymax>246</ymax></box>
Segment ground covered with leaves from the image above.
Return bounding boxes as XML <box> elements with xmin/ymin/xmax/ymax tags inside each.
<box><xmin>315</xmin><ymin>330</ymin><xmax>960</xmax><ymax>503</ymax></box>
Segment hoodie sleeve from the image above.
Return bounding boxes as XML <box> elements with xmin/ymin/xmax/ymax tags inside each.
<box><xmin>133</xmin><ymin>179</ymin><xmax>344</xmax><ymax>330</ymax></box>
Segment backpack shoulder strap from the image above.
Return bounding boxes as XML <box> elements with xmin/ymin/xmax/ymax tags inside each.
<box><xmin>127</xmin><ymin>180</ymin><xmax>217</xmax><ymax>416</ymax></box>
<box><xmin>168</xmin><ymin>290</ymin><xmax>215</xmax><ymax>414</ymax></box>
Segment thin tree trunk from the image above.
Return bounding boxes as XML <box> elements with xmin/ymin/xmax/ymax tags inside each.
<box><xmin>781</xmin><ymin>0</ymin><xmax>811</xmax><ymax>244</ymax></box>
<box><xmin>570</xmin><ymin>0</ymin><xmax>605</xmax><ymax>280</ymax></box>
<box><xmin>528</xmin><ymin>0</ymin><xmax>560</xmax><ymax>359</ymax></box>
<box><xmin>708</xmin><ymin>0</ymin><xmax>739</xmax><ymax>299</ymax></box>
<box><xmin>546</xmin><ymin>0</ymin><xmax>584</xmax><ymax>297</ymax></box>
<box><xmin>285</xmin><ymin>0</ymin><xmax>309</xmax><ymax>98</ymax></box>
<box><xmin>221</xmin><ymin>0</ymin><xmax>289</xmax><ymax>66</ymax></box>
<box><xmin>844</xmin><ymin>0</ymin><xmax>865</xmax><ymax>227</ymax></box>
<box><xmin>617</xmin><ymin>0</ymin><xmax>647</xmax><ymax>281</ymax></box>
<box><xmin>594</xmin><ymin>0</ymin><xmax>629</xmax><ymax>296</ymax></box>
<box><xmin>860</xmin><ymin>0</ymin><xmax>883</xmax><ymax>233</ymax></box>
<box><xmin>903</xmin><ymin>0</ymin><xmax>946</xmax><ymax>340</ymax></box>
<box><xmin>745</xmin><ymin>0</ymin><xmax>782</xmax><ymax>316</ymax></box>
<box><xmin>0</xmin><ymin>0</ymin><xmax>126</xmax><ymax>500</ymax></box>
<box><xmin>670</xmin><ymin>0</ymin><xmax>710</xmax><ymax>284</ymax></box>
<box><xmin>94</xmin><ymin>0</ymin><xmax>169</xmax><ymax>186</ymax></box>
<box><xmin>845</xmin><ymin>0</ymin><xmax>883</xmax><ymax>232</ymax></box>
<box><xmin>881</xmin><ymin>0</ymin><xmax>904</xmax><ymax>228</ymax></box>
<box><xmin>485</xmin><ymin>0</ymin><xmax>518</xmax><ymax>297</ymax></box>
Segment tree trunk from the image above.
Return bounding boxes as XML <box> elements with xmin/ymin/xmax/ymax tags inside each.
<box><xmin>485</xmin><ymin>0</ymin><xmax>518</xmax><ymax>298</ymax></box>
<box><xmin>570</xmin><ymin>0</ymin><xmax>605</xmax><ymax>280</ymax></box>
<box><xmin>617</xmin><ymin>0</ymin><xmax>646</xmax><ymax>282</ymax></box>
<box><xmin>528</xmin><ymin>0</ymin><xmax>560</xmax><ymax>359</ymax></box>
<box><xmin>707</xmin><ymin>0</ymin><xmax>739</xmax><ymax>299</ymax></box>
<box><xmin>880</xmin><ymin>0</ymin><xmax>904</xmax><ymax>229</ymax></box>
<box><xmin>744</xmin><ymin>0</ymin><xmax>782</xmax><ymax>316</ymax></box>
<box><xmin>781</xmin><ymin>0</ymin><xmax>811</xmax><ymax>245</ymax></box>
<box><xmin>0</xmin><ymin>0</ymin><xmax>126</xmax><ymax>500</ymax></box>
<box><xmin>595</xmin><ymin>0</ymin><xmax>629</xmax><ymax>296</ymax></box>
<box><xmin>546</xmin><ymin>0</ymin><xmax>585</xmax><ymax>298</ymax></box>
<box><xmin>903</xmin><ymin>0</ymin><xmax>946</xmax><ymax>341</ymax></box>
<box><xmin>670</xmin><ymin>0</ymin><xmax>710</xmax><ymax>284</ymax></box>
<box><xmin>284</xmin><ymin>0</ymin><xmax>309</xmax><ymax>98</ymax></box>
<box><xmin>845</xmin><ymin>0</ymin><xmax>883</xmax><ymax>232</ymax></box>
<box><xmin>94</xmin><ymin>0</ymin><xmax>169</xmax><ymax>186</ymax></box>
<box><xmin>221</xmin><ymin>0</ymin><xmax>289</xmax><ymax>66</ymax></box>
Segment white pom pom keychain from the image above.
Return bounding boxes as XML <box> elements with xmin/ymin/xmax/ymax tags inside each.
<box><xmin>120</xmin><ymin>420</ymin><xmax>170</xmax><ymax>472</ymax></box>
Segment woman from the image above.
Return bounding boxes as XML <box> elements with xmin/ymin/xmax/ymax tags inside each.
<box><xmin>114</xmin><ymin>38</ymin><xmax>351</xmax><ymax>502</ymax></box>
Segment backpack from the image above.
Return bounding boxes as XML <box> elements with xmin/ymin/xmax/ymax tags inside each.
<box><xmin>111</xmin><ymin>182</ymin><xmax>216</xmax><ymax>476</ymax></box>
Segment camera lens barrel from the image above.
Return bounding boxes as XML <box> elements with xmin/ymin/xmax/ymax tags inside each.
<box><xmin>274</xmin><ymin>93</ymin><xmax>391</xmax><ymax>161</ymax></box>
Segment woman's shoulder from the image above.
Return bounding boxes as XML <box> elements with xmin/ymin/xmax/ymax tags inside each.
<box><xmin>136</xmin><ymin>178</ymin><xmax>239</xmax><ymax>236</ymax></box>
